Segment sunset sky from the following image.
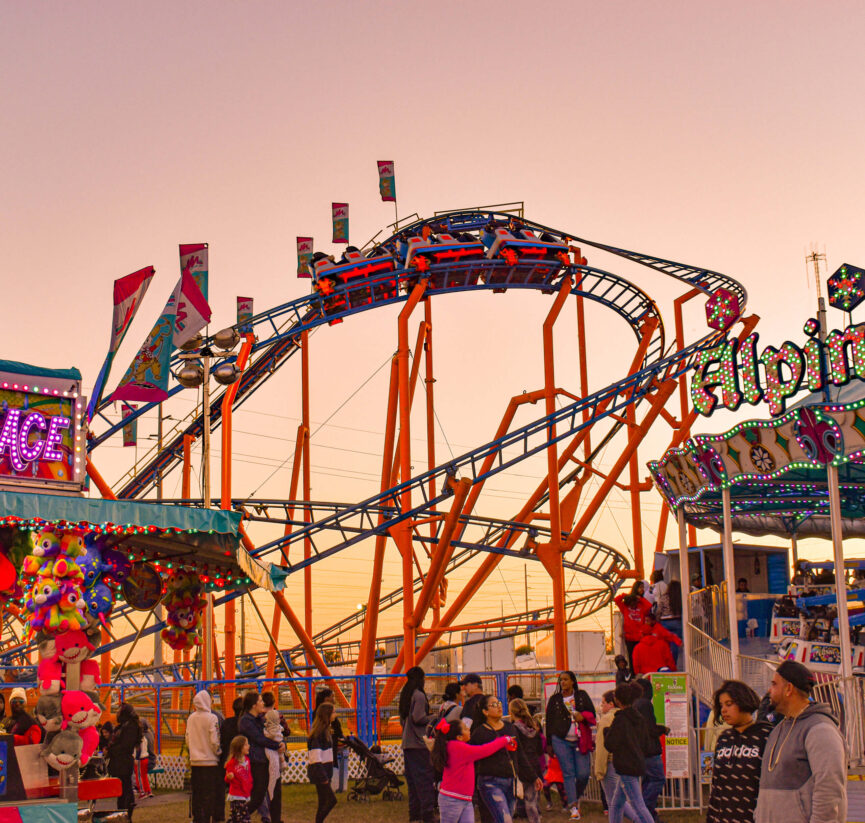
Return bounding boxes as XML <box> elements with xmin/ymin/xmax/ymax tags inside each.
<box><xmin>4</xmin><ymin>2</ymin><xmax>865</xmax><ymax>663</ymax></box>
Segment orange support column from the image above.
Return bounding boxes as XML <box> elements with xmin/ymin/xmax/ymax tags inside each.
<box><xmin>182</xmin><ymin>435</ymin><xmax>193</xmax><ymax>500</ymax></box>
<box><xmin>300</xmin><ymin>331</ymin><xmax>313</xmax><ymax>650</ymax></box>
<box><xmin>541</xmin><ymin>276</ymin><xmax>572</xmax><ymax>671</ymax></box>
<box><xmin>396</xmin><ymin>280</ymin><xmax>428</xmax><ymax>668</ymax></box>
<box><xmin>220</xmin><ymin>334</ymin><xmax>253</xmax><ymax>709</ymax></box>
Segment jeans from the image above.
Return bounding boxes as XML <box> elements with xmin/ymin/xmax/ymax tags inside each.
<box><xmin>609</xmin><ymin>772</ymin><xmax>655</xmax><ymax>823</ymax></box>
<box><xmin>314</xmin><ymin>781</ymin><xmax>337</xmax><ymax>823</ymax></box>
<box><xmin>603</xmin><ymin>763</ymin><xmax>640</xmax><ymax>821</ymax></box>
<box><xmin>477</xmin><ymin>775</ymin><xmax>515</xmax><ymax>823</ymax></box>
<box><xmin>403</xmin><ymin>747</ymin><xmax>436</xmax><ymax>823</ymax></box>
<box><xmin>642</xmin><ymin>754</ymin><xmax>665</xmax><ymax>819</ymax></box>
<box><xmin>438</xmin><ymin>792</ymin><xmax>475</xmax><ymax>823</ymax></box>
<box><xmin>550</xmin><ymin>736</ymin><xmax>590</xmax><ymax>808</ymax></box>
<box><xmin>522</xmin><ymin>781</ymin><xmax>540</xmax><ymax>823</ymax></box>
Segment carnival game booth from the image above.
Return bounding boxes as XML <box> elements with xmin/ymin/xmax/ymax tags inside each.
<box><xmin>0</xmin><ymin>361</ymin><xmax>250</xmax><ymax>820</ymax></box>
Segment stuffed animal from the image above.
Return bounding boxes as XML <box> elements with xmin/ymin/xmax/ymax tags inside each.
<box><xmin>38</xmin><ymin>652</ymin><xmax>65</xmax><ymax>693</ymax></box>
<box><xmin>22</xmin><ymin>529</ymin><xmax>87</xmax><ymax>634</ymax></box>
<box><xmin>160</xmin><ymin>571</ymin><xmax>206</xmax><ymax>651</ymax></box>
<box><xmin>35</xmin><ymin>694</ymin><xmax>63</xmax><ymax>732</ymax></box>
<box><xmin>77</xmin><ymin>725</ymin><xmax>99</xmax><ymax>766</ymax></box>
<box><xmin>40</xmin><ymin>729</ymin><xmax>83</xmax><ymax>770</ymax></box>
<box><xmin>83</xmin><ymin>581</ymin><xmax>114</xmax><ymax>624</ymax></box>
<box><xmin>61</xmin><ymin>690</ymin><xmax>99</xmax><ymax>730</ymax></box>
<box><xmin>100</xmin><ymin>546</ymin><xmax>132</xmax><ymax>583</ymax></box>
<box><xmin>79</xmin><ymin>536</ymin><xmax>110</xmax><ymax>588</ymax></box>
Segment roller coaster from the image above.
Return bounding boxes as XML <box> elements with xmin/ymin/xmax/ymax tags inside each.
<box><xmin>1</xmin><ymin>206</ymin><xmax>750</xmax><ymax>685</ymax></box>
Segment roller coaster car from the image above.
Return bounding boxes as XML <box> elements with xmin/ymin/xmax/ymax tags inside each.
<box><xmin>402</xmin><ymin>233</ymin><xmax>487</xmax><ymax>289</ymax></box>
<box><xmin>483</xmin><ymin>228</ymin><xmax>570</xmax><ymax>289</ymax></box>
<box><xmin>313</xmin><ymin>248</ymin><xmax>398</xmax><ymax>321</ymax></box>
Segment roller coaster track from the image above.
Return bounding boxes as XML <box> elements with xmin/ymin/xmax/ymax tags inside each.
<box><xmin>82</xmin><ymin>210</ymin><xmax>747</xmax><ymax>670</ymax></box>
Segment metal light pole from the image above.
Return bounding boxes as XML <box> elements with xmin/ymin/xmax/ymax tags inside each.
<box><xmin>177</xmin><ymin>329</ymin><xmax>241</xmax><ymax>683</ymax></box>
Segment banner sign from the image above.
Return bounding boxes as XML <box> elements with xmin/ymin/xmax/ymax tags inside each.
<box><xmin>121</xmin><ymin>404</ymin><xmax>137</xmax><ymax>447</ymax></box>
<box><xmin>87</xmin><ymin>266</ymin><xmax>155</xmax><ymax>420</ymax></box>
<box><xmin>111</xmin><ymin>247</ymin><xmax>212</xmax><ymax>404</ymax></box>
<box><xmin>109</xmin><ymin>293</ymin><xmax>176</xmax><ymax>403</ymax></box>
<box><xmin>171</xmin><ymin>269</ymin><xmax>211</xmax><ymax>348</ymax></box>
<box><xmin>237</xmin><ymin>297</ymin><xmax>254</xmax><ymax>331</ymax></box>
<box><xmin>179</xmin><ymin>243</ymin><xmax>209</xmax><ymax>300</ymax></box>
<box><xmin>692</xmin><ymin>318</ymin><xmax>865</xmax><ymax>418</ymax></box>
<box><xmin>377</xmin><ymin>161</ymin><xmax>396</xmax><ymax>202</ymax></box>
<box><xmin>651</xmin><ymin>673</ymin><xmax>689</xmax><ymax>779</ymax></box>
<box><xmin>297</xmin><ymin>237</ymin><xmax>313</xmax><ymax>278</ymax></box>
<box><xmin>110</xmin><ymin>267</ymin><xmax>156</xmax><ymax>354</ymax></box>
<box><xmin>332</xmin><ymin>203</ymin><xmax>348</xmax><ymax>244</ymax></box>
<box><xmin>0</xmin><ymin>366</ymin><xmax>86</xmax><ymax>492</ymax></box>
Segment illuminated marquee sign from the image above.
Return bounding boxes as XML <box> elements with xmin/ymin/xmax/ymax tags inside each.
<box><xmin>692</xmin><ymin>318</ymin><xmax>865</xmax><ymax>418</ymax></box>
<box><xmin>0</xmin><ymin>365</ymin><xmax>86</xmax><ymax>492</ymax></box>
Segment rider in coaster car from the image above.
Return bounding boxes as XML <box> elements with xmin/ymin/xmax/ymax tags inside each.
<box><xmin>339</xmin><ymin>245</ymin><xmax>360</xmax><ymax>263</ymax></box>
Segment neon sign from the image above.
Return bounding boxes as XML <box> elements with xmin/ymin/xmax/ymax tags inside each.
<box><xmin>0</xmin><ymin>364</ymin><xmax>86</xmax><ymax>492</ymax></box>
<box><xmin>692</xmin><ymin>318</ymin><xmax>865</xmax><ymax>417</ymax></box>
<box><xmin>0</xmin><ymin>410</ymin><xmax>71</xmax><ymax>470</ymax></box>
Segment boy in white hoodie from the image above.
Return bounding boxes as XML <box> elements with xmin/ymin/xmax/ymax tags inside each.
<box><xmin>186</xmin><ymin>690</ymin><xmax>223</xmax><ymax>823</ymax></box>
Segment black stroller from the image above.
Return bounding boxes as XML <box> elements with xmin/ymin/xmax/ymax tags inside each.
<box><xmin>342</xmin><ymin>735</ymin><xmax>404</xmax><ymax>802</ymax></box>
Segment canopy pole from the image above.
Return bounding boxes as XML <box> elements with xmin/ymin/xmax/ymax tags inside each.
<box><xmin>677</xmin><ymin>507</ymin><xmax>691</xmax><ymax>674</ymax></box>
<box><xmin>790</xmin><ymin>531</ymin><xmax>798</xmax><ymax>572</ymax></box>
<box><xmin>827</xmin><ymin>463</ymin><xmax>853</xmax><ymax>679</ymax></box>
<box><xmin>721</xmin><ymin>486</ymin><xmax>740</xmax><ymax>678</ymax></box>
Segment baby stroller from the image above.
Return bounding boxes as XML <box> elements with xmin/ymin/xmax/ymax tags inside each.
<box><xmin>342</xmin><ymin>735</ymin><xmax>404</xmax><ymax>802</ymax></box>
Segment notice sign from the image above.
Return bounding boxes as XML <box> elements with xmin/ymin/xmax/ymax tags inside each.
<box><xmin>652</xmin><ymin>673</ymin><xmax>690</xmax><ymax>779</ymax></box>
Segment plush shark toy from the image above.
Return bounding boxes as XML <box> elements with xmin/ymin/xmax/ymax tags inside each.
<box><xmin>40</xmin><ymin>729</ymin><xmax>83</xmax><ymax>770</ymax></box>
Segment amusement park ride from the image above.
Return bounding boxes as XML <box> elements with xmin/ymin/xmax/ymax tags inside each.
<box><xmin>1</xmin><ymin>205</ymin><xmax>751</xmax><ymax>688</ymax></box>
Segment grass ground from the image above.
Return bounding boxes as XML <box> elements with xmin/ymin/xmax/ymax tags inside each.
<box><xmin>131</xmin><ymin>786</ymin><xmax>705</xmax><ymax>823</ymax></box>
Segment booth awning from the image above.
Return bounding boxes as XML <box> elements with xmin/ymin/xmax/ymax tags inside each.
<box><xmin>0</xmin><ymin>489</ymin><xmax>260</xmax><ymax>586</ymax></box>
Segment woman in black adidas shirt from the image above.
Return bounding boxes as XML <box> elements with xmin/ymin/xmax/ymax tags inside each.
<box><xmin>706</xmin><ymin>680</ymin><xmax>772</xmax><ymax>823</ymax></box>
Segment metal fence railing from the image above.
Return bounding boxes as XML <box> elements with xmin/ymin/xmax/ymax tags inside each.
<box><xmin>812</xmin><ymin>675</ymin><xmax>865</xmax><ymax>767</ymax></box>
<box><xmin>689</xmin><ymin>583</ymin><xmax>729</xmax><ymax>642</ymax></box>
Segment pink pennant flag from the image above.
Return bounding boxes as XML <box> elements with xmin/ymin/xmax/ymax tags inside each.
<box><xmin>172</xmin><ymin>269</ymin><xmax>211</xmax><ymax>348</ymax></box>
<box><xmin>110</xmin><ymin>267</ymin><xmax>156</xmax><ymax>354</ymax></box>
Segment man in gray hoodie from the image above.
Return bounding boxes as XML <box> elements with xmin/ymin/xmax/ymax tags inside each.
<box><xmin>754</xmin><ymin>660</ymin><xmax>847</xmax><ymax>823</ymax></box>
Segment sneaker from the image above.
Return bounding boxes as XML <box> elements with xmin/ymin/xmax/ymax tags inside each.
<box><xmin>545</xmin><ymin>802</ymin><xmax>553</xmax><ymax>811</ymax></box>
<box><xmin>569</xmin><ymin>807</ymin><xmax>581</xmax><ymax>820</ymax></box>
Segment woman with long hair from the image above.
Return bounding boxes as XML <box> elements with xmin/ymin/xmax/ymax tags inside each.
<box><xmin>399</xmin><ymin>666</ymin><xmax>435</xmax><ymax>823</ymax></box>
<box><xmin>603</xmin><ymin>683</ymin><xmax>654</xmax><ymax>823</ymax></box>
<box><xmin>706</xmin><ymin>680</ymin><xmax>770</xmax><ymax>823</ymax></box>
<box><xmin>544</xmin><ymin>671</ymin><xmax>596</xmax><ymax>820</ymax></box>
<box><xmin>431</xmin><ymin>717</ymin><xmax>512</xmax><ymax>823</ymax></box>
<box><xmin>508</xmin><ymin>698</ymin><xmax>544</xmax><ymax>823</ymax></box>
<box><xmin>308</xmin><ymin>703</ymin><xmax>337</xmax><ymax>823</ymax></box>
<box><xmin>108</xmin><ymin>702</ymin><xmax>143</xmax><ymax>821</ymax></box>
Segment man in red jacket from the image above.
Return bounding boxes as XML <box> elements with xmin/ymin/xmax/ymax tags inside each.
<box><xmin>632</xmin><ymin>626</ymin><xmax>676</xmax><ymax>675</ymax></box>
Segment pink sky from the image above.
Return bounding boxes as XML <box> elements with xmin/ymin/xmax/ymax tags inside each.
<box><xmin>4</xmin><ymin>2</ymin><xmax>865</xmax><ymax>661</ymax></box>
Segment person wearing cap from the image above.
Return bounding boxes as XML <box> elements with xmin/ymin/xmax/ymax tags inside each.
<box><xmin>754</xmin><ymin>660</ymin><xmax>847</xmax><ymax>823</ymax></box>
<box><xmin>459</xmin><ymin>674</ymin><xmax>484</xmax><ymax>730</ymax></box>
<box><xmin>5</xmin><ymin>688</ymin><xmax>42</xmax><ymax>746</ymax></box>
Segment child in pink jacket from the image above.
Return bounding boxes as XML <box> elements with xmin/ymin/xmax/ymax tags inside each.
<box><xmin>429</xmin><ymin>717</ymin><xmax>515</xmax><ymax>823</ymax></box>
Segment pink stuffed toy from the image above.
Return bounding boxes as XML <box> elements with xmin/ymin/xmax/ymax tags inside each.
<box><xmin>61</xmin><ymin>690</ymin><xmax>98</xmax><ymax>730</ymax></box>
<box><xmin>78</xmin><ymin>725</ymin><xmax>99</xmax><ymax>766</ymax></box>
<box><xmin>38</xmin><ymin>656</ymin><xmax>65</xmax><ymax>693</ymax></box>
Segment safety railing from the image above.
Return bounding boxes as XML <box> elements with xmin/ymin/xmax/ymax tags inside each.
<box><xmin>812</xmin><ymin>675</ymin><xmax>865</xmax><ymax>767</ymax></box>
<box><xmin>687</xmin><ymin>623</ymin><xmax>775</xmax><ymax>706</ymax></box>
<box><xmin>688</xmin><ymin>582</ymin><xmax>729</xmax><ymax>642</ymax></box>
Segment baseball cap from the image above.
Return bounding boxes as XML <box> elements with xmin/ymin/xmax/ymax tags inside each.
<box><xmin>10</xmin><ymin>687</ymin><xmax>26</xmax><ymax>702</ymax></box>
<box><xmin>458</xmin><ymin>673</ymin><xmax>483</xmax><ymax>686</ymax></box>
<box><xmin>776</xmin><ymin>660</ymin><xmax>816</xmax><ymax>693</ymax></box>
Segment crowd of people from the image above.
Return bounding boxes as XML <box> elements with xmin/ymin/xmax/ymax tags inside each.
<box><xmin>397</xmin><ymin>666</ymin><xmax>677</xmax><ymax>823</ymax></box>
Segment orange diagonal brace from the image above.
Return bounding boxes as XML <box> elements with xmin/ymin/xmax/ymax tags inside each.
<box><xmin>408</xmin><ymin>477</ymin><xmax>471</xmax><ymax>628</ymax></box>
<box><xmin>86</xmin><ymin>459</ymin><xmax>117</xmax><ymax>500</ymax></box>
